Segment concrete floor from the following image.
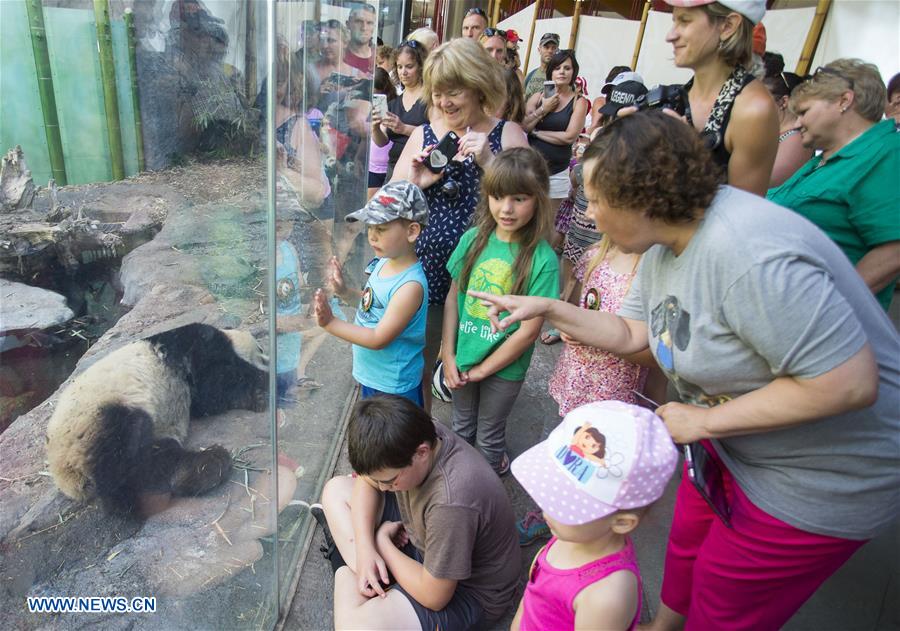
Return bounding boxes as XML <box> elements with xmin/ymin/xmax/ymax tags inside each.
<box><xmin>281</xmin><ymin>291</ymin><xmax>900</xmax><ymax>631</ymax></box>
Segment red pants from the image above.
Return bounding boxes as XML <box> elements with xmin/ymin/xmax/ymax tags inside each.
<box><xmin>661</xmin><ymin>459</ymin><xmax>866</xmax><ymax>631</ymax></box>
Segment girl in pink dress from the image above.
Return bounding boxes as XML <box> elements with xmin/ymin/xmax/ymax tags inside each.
<box><xmin>548</xmin><ymin>235</ymin><xmax>647</xmax><ymax>415</ymax></box>
<box><xmin>518</xmin><ymin>236</ymin><xmax>653</xmax><ymax>546</ymax></box>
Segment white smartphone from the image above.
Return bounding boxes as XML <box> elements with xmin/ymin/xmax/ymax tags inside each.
<box><xmin>543</xmin><ymin>81</ymin><xmax>557</xmax><ymax>99</ymax></box>
<box><xmin>372</xmin><ymin>93</ymin><xmax>388</xmax><ymax>118</ymax></box>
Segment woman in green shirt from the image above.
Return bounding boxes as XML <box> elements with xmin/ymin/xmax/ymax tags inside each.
<box><xmin>768</xmin><ymin>59</ymin><xmax>900</xmax><ymax>311</ymax></box>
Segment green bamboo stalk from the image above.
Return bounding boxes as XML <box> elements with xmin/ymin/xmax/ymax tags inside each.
<box><xmin>24</xmin><ymin>0</ymin><xmax>67</xmax><ymax>185</ymax></box>
<box><xmin>123</xmin><ymin>8</ymin><xmax>145</xmax><ymax>172</ymax></box>
<box><xmin>93</xmin><ymin>0</ymin><xmax>125</xmax><ymax>180</ymax></box>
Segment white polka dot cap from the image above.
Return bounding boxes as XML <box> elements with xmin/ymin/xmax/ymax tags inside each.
<box><xmin>511</xmin><ymin>400</ymin><xmax>678</xmax><ymax>525</ymax></box>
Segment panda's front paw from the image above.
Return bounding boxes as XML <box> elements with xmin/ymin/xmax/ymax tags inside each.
<box><xmin>170</xmin><ymin>445</ymin><xmax>232</xmax><ymax>497</ymax></box>
<box><xmin>250</xmin><ymin>386</ymin><xmax>268</xmax><ymax>413</ymax></box>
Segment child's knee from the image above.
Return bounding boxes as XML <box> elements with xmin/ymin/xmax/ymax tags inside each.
<box><xmin>322</xmin><ymin>474</ymin><xmax>354</xmax><ymax>504</ymax></box>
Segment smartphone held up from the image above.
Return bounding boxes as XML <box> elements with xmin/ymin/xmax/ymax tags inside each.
<box><xmin>543</xmin><ymin>81</ymin><xmax>557</xmax><ymax>99</ymax></box>
<box><xmin>425</xmin><ymin>131</ymin><xmax>460</xmax><ymax>174</ymax></box>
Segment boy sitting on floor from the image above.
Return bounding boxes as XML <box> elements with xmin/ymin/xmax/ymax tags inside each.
<box><xmin>317</xmin><ymin>395</ymin><xmax>521</xmax><ymax>630</ymax></box>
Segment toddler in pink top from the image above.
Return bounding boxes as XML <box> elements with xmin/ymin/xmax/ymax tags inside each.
<box><xmin>510</xmin><ymin>401</ymin><xmax>678</xmax><ymax>631</ymax></box>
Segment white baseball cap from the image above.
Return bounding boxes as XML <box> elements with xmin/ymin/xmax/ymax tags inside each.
<box><xmin>601</xmin><ymin>71</ymin><xmax>646</xmax><ymax>96</ymax></box>
<box><xmin>664</xmin><ymin>0</ymin><xmax>766</xmax><ymax>25</ymax></box>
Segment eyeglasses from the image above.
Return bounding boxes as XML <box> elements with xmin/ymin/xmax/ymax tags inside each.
<box><xmin>483</xmin><ymin>27</ymin><xmax>507</xmax><ymax>39</ymax></box>
<box><xmin>812</xmin><ymin>66</ymin><xmax>854</xmax><ymax>91</ymax></box>
<box><xmin>465</xmin><ymin>7</ymin><xmax>487</xmax><ymax>18</ymax></box>
<box><xmin>399</xmin><ymin>39</ymin><xmax>421</xmax><ymax>50</ymax></box>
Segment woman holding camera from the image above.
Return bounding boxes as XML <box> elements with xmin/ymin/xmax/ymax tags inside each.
<box><xmin>662</xmin><ymin>0</ymin><xmax>778</xmax><ymax>196</ymax></box>
<box><xmin>472</xmin><ymin>111</ymin><xmax>899</xmax><ymax>631</ymax></box>
<box><xmin>391</xmin><ymin>38</ymin><xmax>528</xmax><ymax>410</ymax></box>
<box><xmin>523</xmin><ymin>49</ymin><xmax>589</xmax><ymax>245</ymax></box>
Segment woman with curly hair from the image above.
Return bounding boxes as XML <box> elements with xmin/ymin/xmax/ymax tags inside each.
<box><xmin>472</xmin><ymin>111</ymin><xmax>900</xmax><ymax>631</ymax></box>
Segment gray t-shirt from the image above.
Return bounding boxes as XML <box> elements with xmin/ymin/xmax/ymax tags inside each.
<box><xmin>396</xmin><ymin>423</ymin><xmax>521</xmax><ymax>620</ymax></box>
<box><xmin>619</xmin><ymin>186</ymin><xmax>900</xmax><ymax>540</ymax></box>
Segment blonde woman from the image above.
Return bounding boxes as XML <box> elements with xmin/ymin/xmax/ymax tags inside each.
<box><xmin>768</xmin><ymin>59</ymin><xmax>900</xmax><ymax>311</ymax></box>
<box><xmin>391</xmin><ymin>38</ymin><xmax>528</xmax><ymax>410</ymax></box>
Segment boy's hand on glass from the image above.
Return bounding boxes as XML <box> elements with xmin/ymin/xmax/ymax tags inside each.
<box><xmin>327</xmin><ymin>256</ymin><xmax>345</xmax><ymax>296</ymax></box>
<box><xmin>313</xmin><ymin>289</ymin><xmax>333</xmax><ymax>328</ymax></box>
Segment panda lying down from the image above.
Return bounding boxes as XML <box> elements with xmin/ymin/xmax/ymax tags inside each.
<box><xmin>46</xmin><ymin>323</ymin><xmax>268</xmax><ymax>515</ymax></box>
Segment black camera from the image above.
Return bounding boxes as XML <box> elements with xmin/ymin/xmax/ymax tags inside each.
<box><xmin>634</xmin><ymin>84</ymin><xmax>689</xmax><ymax>117</ymax></box>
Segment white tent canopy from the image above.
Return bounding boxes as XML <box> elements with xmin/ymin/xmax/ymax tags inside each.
<box><xmin>501</xmin><ymin>1</ymin><xmax>898</xmax><ymax>92</ymax></box>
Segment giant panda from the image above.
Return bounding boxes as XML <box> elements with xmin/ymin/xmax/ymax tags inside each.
<box><xmin>46</xmin><ymin>322</ymin><xmax>268</xmax><ymax>515</ymax></box>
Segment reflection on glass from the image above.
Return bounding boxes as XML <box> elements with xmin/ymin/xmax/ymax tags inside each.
<box><xmin>1</xmin><ymin>0</ymin><xmax>374</xmax><ymax>628</ymax></box>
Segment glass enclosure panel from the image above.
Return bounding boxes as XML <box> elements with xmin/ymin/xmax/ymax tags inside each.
<box><xmin>269</xmin><ymin>0</ymin><xmax>376</xmax><ymax>616</ymax></box>
<box><xmin>0</xmin><ymin>0</ymin><xmax>372</xmax><ymax>628</ymax></box>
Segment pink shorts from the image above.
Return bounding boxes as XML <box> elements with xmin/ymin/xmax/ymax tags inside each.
<box><xmin>661</xmin><ymin>454</ymin><xmax>866</xmax><ymax>631</ymax></box>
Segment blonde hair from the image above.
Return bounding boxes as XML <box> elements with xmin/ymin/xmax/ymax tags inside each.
<box><xmin>458</xmin><ymin>148</ymin><xmax>552</xmax><ymax>297</ymax></box>
<box><xmin>582</xmin><ymin>235</ymin><xmax>640</xmax><ymax>296</ymax></box>
<box><xmin>407</xmin><ymin>27</ymin><xmax>439</xmax><ymax>54</ymax></box>
<box><xmin>423</xmin><ymin>38</ymin><xmax>506</xmax><ymax>115</ymax></box>
<box><xmin>791</xmin><ymin>58</ymin><xmax>886</xmax><ymax>123</ymax></box>
<box><xmin>699</xmin><ymin>2</ymin><xmax>754</xmax><ymax>68</ymax></box>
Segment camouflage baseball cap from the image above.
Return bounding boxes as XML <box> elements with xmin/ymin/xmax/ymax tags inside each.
<box><xmin>345</xmin><ymin>180</ymin><xmax>429</xmax><ymax>225</ymax></box>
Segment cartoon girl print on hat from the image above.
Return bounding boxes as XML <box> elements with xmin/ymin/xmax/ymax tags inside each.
<box><xmin>555</xmin><ymin>422</ymin><xmax>624</xmax><ymax>484</ymax></box>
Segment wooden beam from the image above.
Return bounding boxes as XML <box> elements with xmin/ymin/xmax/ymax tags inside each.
<box><xmin>796</xmin><ymin>0</ymin><xmax>832</xmax><ymax>76</ymax></box>
<box><xmin>523</xmin><ymin>0</ymin><xmax>541</xmax><ymax>73</ymax></box>
<box><xmin>568</xmin><ymin>0</ymin><xmax>583</xmax><ymax>49</ymax></box>
<box><xmin>631</xmin><ymin>0</ymin><xmax>652</xmax><ymax>71</ymax></box>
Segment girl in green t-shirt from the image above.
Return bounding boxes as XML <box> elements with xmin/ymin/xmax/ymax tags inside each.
<box><xmin>442</xmin><ymin>148</ymin><xmax>560</xmax><ymax>474</ymax></box>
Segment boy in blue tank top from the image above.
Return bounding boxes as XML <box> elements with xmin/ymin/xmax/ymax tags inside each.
<box><xmin>314</xmin><ymin>181</ymin><xmax>429</xmax><ymax>405</ymax></box>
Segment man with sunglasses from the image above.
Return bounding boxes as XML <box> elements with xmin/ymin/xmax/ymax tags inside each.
<box><xmin>461</xmin><ymin>7</ymin><xmax>488</xmax><ymax>40</ymax></box>
<box><xmin>524</xmin><ymin>32</ymin><xmax>559</xmax><ymax>102</ymax></box>
<box><xmin>480</xmin><ymin>28</ymin><xmax>507</xmax><ymax>64</ymax></box>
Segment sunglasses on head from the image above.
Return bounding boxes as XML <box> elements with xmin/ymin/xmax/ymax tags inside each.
<box><xmin>399</xmin><ymin>39</ymin><xmax>421</xmax><ymax>50</ymax></box>
<box><xmin>465</xmin><ymin>7</ymin><xmax>487</xmax><ymax>18</ymax></box>
<box><xmin>483</xmin><ymin>27</ymin><xmax>506</xmax><ymax>38</ymax></box>
<box><xmin>811</xmin><ymin>66</ymin><xmax>854</xmax><ymax>91</ymax></box>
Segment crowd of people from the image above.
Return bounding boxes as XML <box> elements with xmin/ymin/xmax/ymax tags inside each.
<box><xmin>271</xmin><ymin>1</ymin><xmax>899</xmax><ymax>629</ymax></box>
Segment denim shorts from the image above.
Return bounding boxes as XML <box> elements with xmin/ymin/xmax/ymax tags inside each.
<box><xmin>360</xmin><ymin>382</ymin><xmax>424</xmax><ymax>407</ymax></box>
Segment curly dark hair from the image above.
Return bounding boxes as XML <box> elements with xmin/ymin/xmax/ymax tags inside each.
<box><xmin>583</xmin><ymin>111</ymin><xmax>720</xmax><ymax>224</ymax></box>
